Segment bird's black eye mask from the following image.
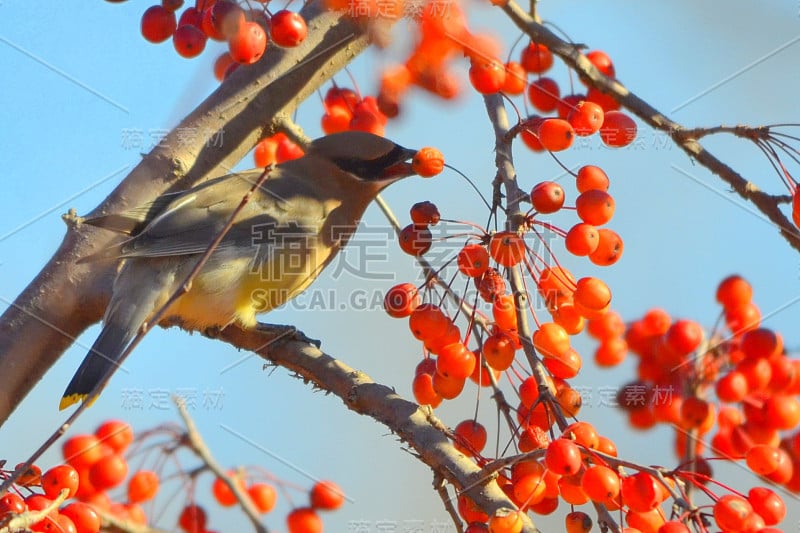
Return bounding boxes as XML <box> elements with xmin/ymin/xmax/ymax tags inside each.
<box><xmin>330</xmin><ymin>144</ymin><xmax>415</xmax><ymax>181</ymax></box>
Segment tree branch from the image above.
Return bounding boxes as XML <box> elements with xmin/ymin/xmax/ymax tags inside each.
<box><xmin>499</xmin><ymin>0</ymin><xmax>800</xmax><ymax>253</ymax></box>
<box><xmin>211</xmin><ymin>324</ymin><xmax>532</xmax><ymax>531</ymax></box>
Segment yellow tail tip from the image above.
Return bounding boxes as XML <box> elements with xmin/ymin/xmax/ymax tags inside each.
<box><xmin>59</xmin><ymin>394</ymin><xmax>91</xmax><ymax>411</ymax></box>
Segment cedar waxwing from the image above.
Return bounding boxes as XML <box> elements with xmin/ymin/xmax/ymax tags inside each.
<box><xmin>60</xmin><ymin>131</ymin><xmax>418</xmax><ymax>410</ymax></box>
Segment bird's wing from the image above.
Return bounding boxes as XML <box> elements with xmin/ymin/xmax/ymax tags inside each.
<box><xmin>82</xmin><ymin>191</ymin><xmax>185</xmax><ymax>235</ymax></box>
<box><xmin>90</xmin><ymin>169</ymin><xmax>328</xmax><ymax>260</ymax></box>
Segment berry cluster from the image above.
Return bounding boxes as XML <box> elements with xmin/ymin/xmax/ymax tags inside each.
<box><xmin>1</xmin><ymin>419</ymin><xmax>344</xmax><ymax>533</ymax></box>
<box><xmin>321</xmin><ymin>0</ymin><xmax>637</xmax><ymax>153</ymax></box>
<box><xmin>385</xmin><ymin>158</ymin><xmax>623</xmax><ymax>410</ymax></box>
<box><xmin>584</xmin><ymin>275</ymin><xmax>797</xmax><ymax>531</ymax></box>
<box><xmin>136</xmin><ymin>1</ymin><xmax>307</xmax><ymax>78</ymax></box>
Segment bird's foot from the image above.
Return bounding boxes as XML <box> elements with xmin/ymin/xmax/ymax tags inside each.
<box><xmin>255</xmin><ymin>323</ymin><xmax>321</xmax><ymax>348</ymax></box>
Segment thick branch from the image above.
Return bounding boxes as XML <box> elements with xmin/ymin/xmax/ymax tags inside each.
<box><xmin>213</xmin><ymin>325</ymin><xmax>533</xmax><ymax>531</ymax></box>
<box><xmin>0</xmin><ymin>2</ymin><xmax>368</xmax><ymax>426</ymax></box>
<box><xmin>500</xmin><ymin>0</ymin><xmax>800</xmax><ymax>253</ymax></box>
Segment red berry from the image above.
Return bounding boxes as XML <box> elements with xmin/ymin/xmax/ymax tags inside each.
<box><xmin>310</xmin><ymin>480</ymin><xmax>345</xmax><ymax>510</ymax></box>
<box><xmin>173</xmin><ymin>24</ymin><xmax>207</xmax><ymax>58</ymax></box>
<box><xmin>228</xmin><ymin>21</ymin><xmax>267</xmax><ymax>64</ymax></box>
<box><xmin>89</xmin><ymin>454</ymin><xmax>128</xmax><ymax>491</ymax></box>
<box><xmin>410</xmin><ymin>201</ymin><xmax>440</xmax><ymax>225</ymax></box>
<box><xmin>599</xmin><ymin>111</ymin><xmax>637</xmax><ymax>147</ymax></box>
<box><xmin>95</xmin><ymin>420</ymin><xmax>134</xmax><ymax>454</ymax></box>
<box><xmin>42</xmin><ymin>464</ymin><xmax>79</xmax><ymax>499</ymax></box>
<box><xmin>0</xmin><ymin>492</ymin><xmax>25</xmax><ymax>517</ymax></box>
<box><xmin>270</xmin><ymin>10</ymin><xmax>307</xmax><ymax>47</ymax></box>
<box><xmin>520</xmin><ymin>42</ymin><xmax>553</xmax><ymax>73</ymax></box>
<box><xmin>141</xmin><ymin>5</ymin><xmax>178</xmax><ymax>43</ymax></box>
<box><xmin>61</xmin><ymin>502</ymin><xmax>101</xmax><ymax>533</ymax></box>
<box><xmin>383</xmin><ymin>283</ymin><xmax>420</xmax><ymax>318</ymax></box>
<box><xmin>527</xmin><ymin>77</ymin><xmax>561</xmax><ymax>112</ymax></box>
<box><xmin>585</xmin><ymin>50</ymin><xmax>615</xmax><ymax>78</ymax></box>
<box><xmin>178</xmin><ymin>504</ymin><xmax>207</xmax><ymax>532</ymax></box>
<box><xmin>567</xmin><ymin>101</ymin><xmax>604</xmax><ymax>136</ymax></box>
<box><xmin>469</xmin><ymin>58</ymin><xmax>507</xmax><ymax>95</ymax></box>
<box><xmin>399</xmin><ymin>224</ymin><xmax>432</xmax><ymax>256</ymax></box>
<box><xmin>287</xmin><ymin>507</ymin><xmax>322</xmax><ymax>533</ymax></box>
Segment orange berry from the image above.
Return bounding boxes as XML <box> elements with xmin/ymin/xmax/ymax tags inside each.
<box><xmin>581</xmin><ymin>464</ymin><xmax>620</xmax><ymax>503</ymax></box>
<box><xmin>437</xmin><ymin>342</ymin><xmax>476</xmax><ymax>380</ymax></box>
<box><xmin>586</xmin><ymin>86</ymin><xmax>621</xmax><ymax>112</ymax></box>
<box><xmin>469</xmin><ymin>57</ymin><xmax>507</xmax><ymax>94</ymax></box>
<box><xmin>127</xmin><ymin>470</ymin><xmax>159</xmax><ymax>503</ymax></box>
<box><xmin>545</xmin><ymin>438</ymin><xmax>583</xmax><ymax>475</ymax></box>
<box><xmin>589</xmin><ymin>228</ymin><xmax>623</xmax><ymax>266</ymax></box>
<box><xmin>412</xmin><ymin>372</ymin><xmax>442</xmax><ymax>407</ymax></box>
<box><xmin>88</xmin><ymin>454</ymin><xmax>128</xmax><ymax>491</ymax></box>
<box><xmin>63</xmin><ymin>435</ymin><xmax>106</xmax><ymax>470</ymax></box>
<box><xmin>95</xmin><ymin>420</ymin><xmax>134</xmax><ymax>454</ymax></box>
<box><xmin>488</xmin><ymin>508</ymin><xmax>524</xmax><ymax>533</ymax></box>
<box><xmin>248</xmin><ymin>483</ymin><xmax>277</xmax><ymax>513</ymax></box>
<box><xmin>432</xmin><ymin>371</ymin><xmax>466</xmax><ymax>400</ymax></box>
<box><xmin>412</xmin><ymin>147</ymin><xmax>444</xmax><ymax>177</ymax></box>
<box><xmin>565</xmin><ymin>223</ymin><xmax>599</xmax><ymax>256</ymax></box>
<box><xmin>483</xmin><ymin>331</ymin><xmax>516</xmax><ymax>371</ymax></box>
<box><xmin>457</xmin><ymin>244</ymin><xmax>490</xmax><ymax>277</ymax></box>
<box><xmin>713</xmin><ymin>495</ymin><xmax>753</xmax><ymax>533</ymax></box>
<box><xmin>321</xmin><ymin>106</ymin><xmax>352</xmax><ymax>134</ymax></box>
<box><xmin>575</xmin><ymin>190</ymin><xmax>615</xmax><ymax>226</ymax></box>
<box><xmin>408</xmin><ymin>304</ymin><xmax>450</xmax><ymax>341</ymax></box>
<box><xmin>502</xmin><ymin>62</ymin><xmax>526</xmax><ymax>95</ymax></box>
<box><xmin>576</xmin><ymin>165</ymin><xmax>610</xmax><ymax>192</ymax></box>
<box><xmin>383</xmin><ymin>283</ymin><xmax>420</xmax><ymax>318</ymax></box>
<box><xmin>537</xmin><ymin>118</ymin><xmax>575</xmax><ymax>151</ymax></box>
<box><xmin>574</xmin><ymin>276</ymin><xmax>612</xmax><ymax>311</ymax></box>
<box><xmin>565</xmin><ymin>511</ymin><xmax>592</xmax><ymax>533</ymax></box>
<box><xmin>563</xmin><ymin>421</ymin><xmax>599</xmax><ymax>449</ymax></box>
<box><xmin>532</xmin><ymin>322</ymin><xmax>570</xmax><ymax>358</ymax></box>
<box><xmin>61</xmin><ymin>502</ymin><xmax>101</xmax><ymax>533</ymax></box>
<box><xmin>489</xmin><ymin>231</ymin><xmax>526</xmax><ymax>267</ymax></box>
<box><xmin>716</xmin><ymin>275</ymin><xmax>753</xmax><ymax>309</ymax></box>
<box><xmin>287</xmin><ymin>507</ymin><xmax>322</xmax><ymax>533</ymax></box>
<box><xmin>211</xmin><ymin>471</ymin><xmax>246</xmax><ymax>507</ymax></box>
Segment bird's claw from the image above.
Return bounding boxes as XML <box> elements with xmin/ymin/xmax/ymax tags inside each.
<box><xmin>255</xmin><ymin>323</ymin><xmax>321</xmax><ymax>348</ymax></box>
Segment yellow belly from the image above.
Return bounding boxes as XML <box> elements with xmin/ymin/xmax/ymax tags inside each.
<box><xmin>163</xmin><ymin>244</ymin><xmax>333</xmax><ymax>330</ymax></box>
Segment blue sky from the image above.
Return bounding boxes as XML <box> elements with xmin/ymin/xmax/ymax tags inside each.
<box><xmin>1</xmin><ymin>1</ymin><xmax>800</xmax><ymax>531</ymax></box>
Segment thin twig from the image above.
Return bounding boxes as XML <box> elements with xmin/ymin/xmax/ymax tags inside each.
<box><xmin>499</xmin><ymin>0</ymin><xmax>800</xmax><ymax>253</ymax></box>
<box><xmin>175</xmin><ymin>398</ymin><xmax>269</xmax><ymax>533</ymax></box>
<box><xmin>434</xmin><ymin>474</ymin><xmax>464</xmax><ymax>533</ymax></box>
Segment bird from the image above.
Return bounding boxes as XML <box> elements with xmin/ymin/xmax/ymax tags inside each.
<box><xmin>60</xmin><ymin>131</ymin><xmax>419</xmax><ymax>410</ymax></box>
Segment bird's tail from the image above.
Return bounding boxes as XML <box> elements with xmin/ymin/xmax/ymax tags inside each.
<box><xmin>60</xmin><ymin>266</ymin><xmax>170</xmax><ymax>410</ymax></box>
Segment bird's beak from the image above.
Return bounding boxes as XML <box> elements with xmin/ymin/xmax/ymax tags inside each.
<box><xmin>378</xmin><ymin>147</ymin><xmax>418</xmax><ymax>181</ymax></box>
